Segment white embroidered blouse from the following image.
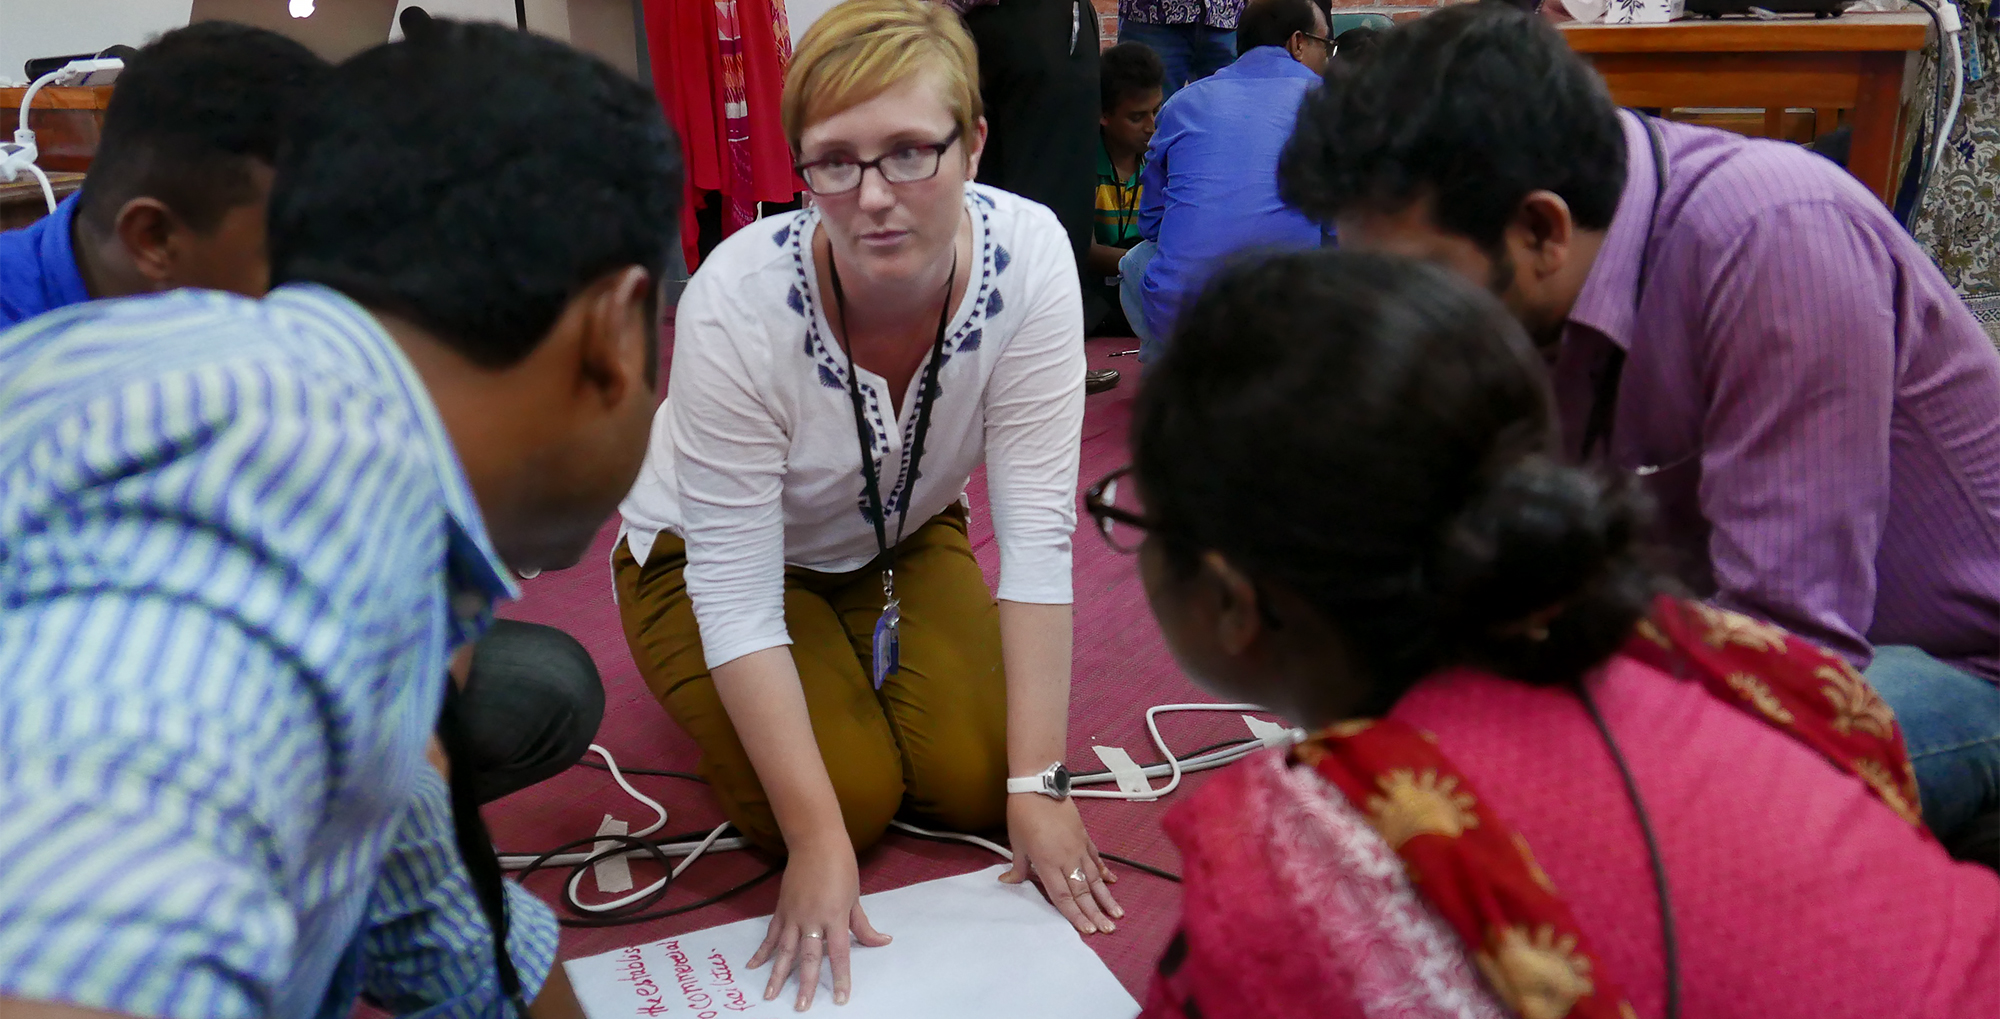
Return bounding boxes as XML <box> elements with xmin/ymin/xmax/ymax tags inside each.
<box><xmin>619</xmin><ymin>184</ymin><xmax>1086</xmax><ymax>669</ymax></box>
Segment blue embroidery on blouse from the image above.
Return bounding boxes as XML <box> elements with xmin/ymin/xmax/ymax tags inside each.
<box><xmin>830</xmin><ymin>194</ymin><xmax>1002</xmax><ymax>522</ymax></box>
<box><xmin>773</xmin><ymin>224</ymin><xmax>792</xmax><ymax>247</ymax></box>
<box><xmin>787</xmin><ymin>283</ymin><xmax>806</xmax><ymax>317</ymax></box>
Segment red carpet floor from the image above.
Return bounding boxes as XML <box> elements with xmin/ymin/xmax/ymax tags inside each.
<box><xmin>485</xmin><ymin>335</ymin><xmax>1245</xmax><ymax>1002</ymax></box>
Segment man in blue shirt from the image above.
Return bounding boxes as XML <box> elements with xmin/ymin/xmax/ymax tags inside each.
<box><xmin>0</xmin><ymin>22</ymin><xmax>681</xmax><ymax>1018</ymax></box>
<box><xmin>1119</xmin><ymin>0</ymin><xmax>1331</xmax><ymax>362</ymax></box>
<box><xmin>4</xmin><ymin>16</ymin><xmax>611</xmax><ymax>835</ymax></box>
<box><xmin>0</xmin><ymin>23</ymin><xmax>326</xmax><ymax>328</ymax></box>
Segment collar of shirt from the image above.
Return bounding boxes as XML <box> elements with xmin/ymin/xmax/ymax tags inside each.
<box><xmin>1097</xmin><ymin>134</ymin><xmax>1143</xmax><ymax>185</ymax></box>
<box><xmin>263</xmin><ymin>283</ymin><xmax>519</xmax><ymax>627</ymax></box>
<box><xmin>1217</xmin><ymin>45</ymin><xmax>1324</xmax><ymax>84</ymax></box>
<box><xmin>0</xmin><ymin>192</ymin><xmax>91</xmax><ymax>327</ymax></box>
<box><xmin>1563</xmin><ymin>110</ymin><xmax>1660</xmax><ymax>353</ymax></box>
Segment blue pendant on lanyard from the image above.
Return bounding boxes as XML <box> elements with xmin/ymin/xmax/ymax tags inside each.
<box><xmin>872</xmin><ymin>570</ymin><xmax>901</xmax><ymax>689</ymax></box>
<box><xmin>827</xmin><ymin>241</ymin><xmax>957</xmax><ymax>690</ymax></box>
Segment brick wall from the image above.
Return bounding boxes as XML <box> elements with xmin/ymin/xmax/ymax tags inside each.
<box><xmin>1092</xmin><ymin>0</ymin><xmax>1118</xmax><ymax>45</ymax></box>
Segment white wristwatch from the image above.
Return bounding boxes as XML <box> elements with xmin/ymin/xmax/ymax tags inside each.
<box><xmin>1006</xmin><ymin>762</ymin><xmax>1073</xmax><ymax>800</ymax></box>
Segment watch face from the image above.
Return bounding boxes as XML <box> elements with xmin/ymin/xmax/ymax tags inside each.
<box><xmin>1049</xmin><ymin>763</ymin><xmax>1072</xmax><ymax>797</ymax></box>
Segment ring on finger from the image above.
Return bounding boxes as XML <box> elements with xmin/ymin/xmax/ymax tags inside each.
<box><xmin>1068</xmin><ymin>867</ymin><xmax>1087</xmax><ymax>884</ymax></box>
<box><xmin>804</xmin><ymin>930</ymin><xmax>825</xmax><ymax>940</ymax></box>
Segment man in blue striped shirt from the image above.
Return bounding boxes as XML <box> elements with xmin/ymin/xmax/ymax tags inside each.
<box><xmin>0</xmin><ymin>10</ymin><xmax>616</xmax><ymax>855</ymax></box>
<box><xmin>0</xmin><ymin>22</ymin><xmax>681</xmax><ymax>1018</ymax></box>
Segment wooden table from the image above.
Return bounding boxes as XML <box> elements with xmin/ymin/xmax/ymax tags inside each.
<box><xmin>0</xmin><ymin>85</ymin><xmax>114</xmax><ymax>174</ymax></box>
<box><xmin>1561</xmin><ymin>12</ymin><xmax>1931</xmax><ymax>204</ymax></box>
<box><xmin>0</xmin><ymin>171</ymin><xmax>84</xmax><ymax>230</ymax></box>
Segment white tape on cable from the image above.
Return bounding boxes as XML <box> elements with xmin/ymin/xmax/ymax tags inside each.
<box><xmin>1091</xmin><ymin>745</ymin><xmax>1156</xmax><ymax>800</ymax></box>
<box><xmin>1243</xmin><ymin>714</ymin><xmax>1299</xmax><ymax>748</ymax></box>
<box><xmin>591</xmin><ymin>814</ymin><xmax>633</xmax><ymax>893</ymax></box>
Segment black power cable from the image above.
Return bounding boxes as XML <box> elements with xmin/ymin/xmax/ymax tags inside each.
<box><xmin>517</xmin><ymin>735</ymin><xmax>1236</xmax><ymax>927</ymax></box>
<box><xmin>1097</xmin><ymin>852</ymin><xmax>1183</xmax><ymax>883</ymax></box>
<box><xmin>887</xmin><ymin>823</ymin><xmax>1184</xmax><ymax>882</ymax></box>
<box><xmin>513</xmin><ymin>829</ymin><xmax>783</xmax><ymax>928</ymax></box>
<box><xmin>575</xmin><ymin>757</ymin><xmax>706</xmax><ymax>783</ymax></box>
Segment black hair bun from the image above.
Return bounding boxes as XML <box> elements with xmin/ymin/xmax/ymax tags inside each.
<box><xmin>1432</xmin><ymin>453</ymin><xmax>1659</xmax><ymax>684</ymax></box>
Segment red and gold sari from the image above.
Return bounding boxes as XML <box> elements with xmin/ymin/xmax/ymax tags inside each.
<box><xmin>1142</xmin><ymin>596</ymin><xmax>1928</xmax><ymax>1019</ymax></box>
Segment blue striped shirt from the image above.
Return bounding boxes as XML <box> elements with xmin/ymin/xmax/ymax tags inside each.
<box><xmin>0</xmin><ymin>284</ymin><xmax>558</xmax><ymax>1017</ymax></box>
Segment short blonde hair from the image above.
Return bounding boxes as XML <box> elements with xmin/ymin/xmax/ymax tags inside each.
<box><xmin>782</xmin><ymin>0</ymin><xmax>982</xmax><ymax>152</ymax></box>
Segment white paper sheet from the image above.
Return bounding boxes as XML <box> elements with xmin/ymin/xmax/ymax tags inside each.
<box><xmin>564</xmin><ymin>865</ymin><xmax>1140</xmax><ymax>1019</ymax></box>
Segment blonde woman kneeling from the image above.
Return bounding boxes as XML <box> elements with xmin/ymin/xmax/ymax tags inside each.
<box><xmin>613</xmin><ymin>0</ymin><xmax>1121</xmax><ymax>1009</ymax></box>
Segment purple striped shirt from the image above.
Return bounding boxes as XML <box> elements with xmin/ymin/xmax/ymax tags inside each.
<box><xmin>1557</xmin><ymin>111</ymin><xmax>2000</xmax><ymax>682</ymax></box>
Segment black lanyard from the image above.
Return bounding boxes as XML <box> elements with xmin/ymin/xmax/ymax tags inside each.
<box><xmin>826</xmin><ymin>245</ymin><xmax>958</xmax><ymax>579</ymax></box>
<box><xmin>438</xmin><ymin>676</ymin><xmax>530</xmax><ymax>1016</ymax></box>
<box><xmin>1579</xmin><ymin>112</ymin><xmax>1670</xmax><ymax>461</ymax></box>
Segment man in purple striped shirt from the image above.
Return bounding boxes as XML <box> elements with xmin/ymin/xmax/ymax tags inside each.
<box><xmin>1280</xmin><ymin>3</ymin><xmax>2000</xmax><ymax>852</ymax></box>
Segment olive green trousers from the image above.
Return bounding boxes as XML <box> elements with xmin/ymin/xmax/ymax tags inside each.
<box><xmin>613</xmin><ymin>510</ymin><xmax>1009</xmax><ymax>854</ymax></box>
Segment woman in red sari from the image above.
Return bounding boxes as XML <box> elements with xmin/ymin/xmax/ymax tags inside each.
<box><xmin>1090</xmin><ymin>250</ymin><xmax>2000</xmax><ymax>1019</ymax></box>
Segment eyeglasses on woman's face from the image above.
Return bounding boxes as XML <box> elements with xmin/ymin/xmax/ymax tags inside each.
<box><xmin>795</xmin><ymin>127</ymin><xmax>963</xmax><ymax>196</ymax></box>
<box><xmin>1088</xmin><ymin>464</ymin><xmax>1284</xmax><ymax>631</ymax></box>
<box><xmin>1084</xmin><ymin>465</ymin><xmax>1152</xmax><ymax>554</ymax></box>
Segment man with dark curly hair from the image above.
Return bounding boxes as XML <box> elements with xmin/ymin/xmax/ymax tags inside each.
<box><xmin>1280</xmin><ymin>0</ymin><xmax>2000</xmax><ymax>856</ymax></box>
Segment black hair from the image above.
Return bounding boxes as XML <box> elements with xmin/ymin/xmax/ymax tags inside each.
<box><xmin>1278</xmin><ymin>2</ymin><xmax>1626</xmax><ymax>253</ymax></box>
<box><xmin>1237</xmin><ymin>0</ymin><xmax>1325</xmax><ymax>55</ymax></box>
<box><xmin>77</xmin><ymin>22</ymin><xmax>329</xmax><ymax>236</ymax></box>
<box><xmin>1100</xmin><ymin>41</ymin><xmax>1166</xmax><ymax>115</ymax></box>
<box><xmin>1133</xmin><ymin>249</ymin><xmax>1659</xmax><ymax>705</ymax></box>
<box><xmin>269</xmin><ymin>20</ymin><xmax>683</xmax><ymax>370</ymax></box>
<box><xmin>400</xmin><ymin>5</ymin><xmax>438</xmax><ymax>41</ymax></box>
<box><xmin>1331</xmin><ymin>26</ymin><xmax>1381</xmax><ymax>66</ymax></box>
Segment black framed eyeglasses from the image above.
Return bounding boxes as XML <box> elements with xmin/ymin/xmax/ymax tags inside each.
<box><xmin>1084</xmin><ymin>465</ymin><xmax>1151</xmax><ymax>554</ymax></box>
<box><xmin>795</xmin><ymin>128</ymin><xmax>963</xmax><ymax>196</ymax></box>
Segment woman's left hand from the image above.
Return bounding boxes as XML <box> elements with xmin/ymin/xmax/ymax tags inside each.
<box><xmin>1000</xmin><ymin>794</ymin><xmax>1123</xmax><ymax>935</ymax></box>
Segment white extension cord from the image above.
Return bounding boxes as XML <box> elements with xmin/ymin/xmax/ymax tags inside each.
<box><xmin>1932</xmin><ymin>2</ymin><xmax>1966</xmax><ymax>177</ymax></box>
<box><xmin>0</xmin><ymin>58</ymin><xmax>124</xmax><ymax>216</ymax></box>
<box><xmin>509</xmin><ymin>704</ymin><xmax>1303</xmax><ymax>904</ymax></box>
<box><xmin>1904</xmin><ymin>0</ymin><xmax>1968</xmax><ymax>224</ymax></box>
<box><xmin>1069</xmin><ymin>702</ymin><xmax>1303</xmax><ymax>800</ymax></box>
<box><xmin>494</xmin><ymin>744</ymin><xmax>749</xmax><ymax>912</ymax></box>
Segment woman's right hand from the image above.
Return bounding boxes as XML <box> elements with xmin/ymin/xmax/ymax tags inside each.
<box><xmin>748</xmin><ymin>833</ymin><xmax>892</xmax><ymax>1011</ymax></box>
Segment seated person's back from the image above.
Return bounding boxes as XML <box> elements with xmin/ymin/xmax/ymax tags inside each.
<box><xmin>0</xmin><ymin>22</ymin><xmax>680</xmax><ymax>1016</ymax></box>
<box><xmin>1128</xmin><ymin>0</ymin><xmax>1328</xmax><ymax>356</ymax></box>
<box><xmin>1116</xmin><ymin>249</ymin><xmax>2000</xmax><ymax>1019</ymax></box>
<box><xmin>1280</xmin><ymin>1</ymin><xmax>2000</xmax><ymax>853</ymax></box>
<box><xmin>1394</xmin><ymin>660</ymin><xmax>1996</xmax><ymax>1017</ymax></box>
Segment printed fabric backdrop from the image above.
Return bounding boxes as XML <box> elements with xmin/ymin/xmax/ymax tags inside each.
<box><xmin>1908</xmin><ymin>0</ymin><xmax>2000</xmax><ymax>344</ymax></box>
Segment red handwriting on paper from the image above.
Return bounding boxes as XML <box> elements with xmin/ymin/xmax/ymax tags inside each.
<box><xmin>710</xmin><ymin>951</ymin><xmax>754</xmax><ymax>1012</ymax></box>
<box><xmin>649</xmin><ymin>940</ymin><xmax>762</xmax><ymax>1017</ymax></box>
<box><xmin>616</xmin><ymin>946</ymin><xmax>671</xmax><ymax>1018</ymax></box>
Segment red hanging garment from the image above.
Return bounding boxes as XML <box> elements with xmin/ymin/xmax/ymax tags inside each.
<box><xmin>645</xmin><ymin>0</ymin><xmax>802</xmax><ymax>269</ymax></box>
